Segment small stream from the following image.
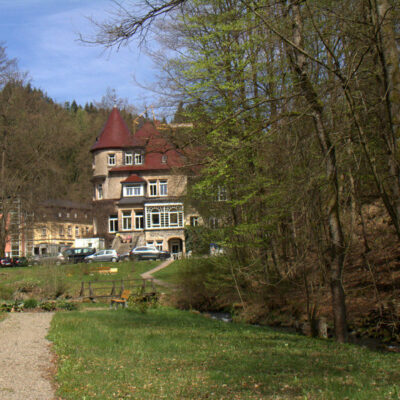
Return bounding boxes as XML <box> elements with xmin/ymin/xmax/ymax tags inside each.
<box><xmin>203</xmin><ymin>311</ymin><xmax>400</xmax><ymax>353</ymax></box>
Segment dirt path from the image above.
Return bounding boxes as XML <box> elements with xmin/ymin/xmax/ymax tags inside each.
<box><xmin>140</xmin><ymin>258</ymin><xmax>175</xmax><ymax>287</ymax></box>
<box><xmin>0</xmin><ymin>312</ymin><xmax>55</xmax><ymax>400</ymax></box>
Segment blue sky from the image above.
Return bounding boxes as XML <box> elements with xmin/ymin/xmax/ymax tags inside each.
<box><xmin>0</xmin><ymin>0</ymin><xmax>157</xmax><ymax>109</ymax></box>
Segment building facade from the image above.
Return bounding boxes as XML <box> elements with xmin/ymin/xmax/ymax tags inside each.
<box><xmin>3</xmin><ymin>199</ymin><xmax>93</xmax><ymax>257</ymax></box>
<box><xmin>31</xmin><ymin>200</ymin><xmax>93</xmax><ymax>255</ymax></box>
<box><xmin>91</xmin><ymin>107</ymin><xmax>198</xmax><ymax>256</ymax></box>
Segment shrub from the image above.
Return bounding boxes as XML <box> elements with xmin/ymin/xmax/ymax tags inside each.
<box><xmin>23</xmin><ymin>298</ymin><xmax>38</xmax><ymax>309</ymax></box>
<box><xmin>0</xmin><ymin>286</ymin><xmax>14</xmax><ymax>301</ymax></box>
<box><xmin>57</xmin><ymin>300</ymin><xmax>78</xmax><ymax>311</ymax></box>
<box><xmin>40</xmin><ymin>301</ymin><xmax>57</xmax><ymax>311</ymax></box>
<box><xmin>16</xmin><ymin>280</ymin><xmax>40</xmax><ymax>293</ymax></box>
<box><xmin>128</xmin><ymin>291</ymin><xmax>159</xmax><ymax>313</ymax></box>
<box><xmin>172</xmin><ymin>256</ymin><xmax>239</xmax><ymax>311</ymax></box>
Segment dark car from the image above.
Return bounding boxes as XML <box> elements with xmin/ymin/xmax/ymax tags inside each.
<box><xmin>63</xmin><ymin>247</ymin><xmax>96</xmax><ymax>264</ymax></box>
<box><xmin>0</xmin><ymin>257</ymin><xmax>13</xmax><ymax>267</ymax></box>
<box><xmin>129</xmin><ymin>246</ymin><xmax>171</xmax><ymax>261</ymax></box>
<box><xmin>11</xmin><ymin>257</ymin><xmax>29</xmax><ymax>267</ymax></box>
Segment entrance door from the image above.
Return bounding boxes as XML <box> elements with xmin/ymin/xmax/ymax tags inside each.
<box><xmin>170</xmin><ymin>239</ymin><xmax>182</xmax><ymax>256</ymax></box>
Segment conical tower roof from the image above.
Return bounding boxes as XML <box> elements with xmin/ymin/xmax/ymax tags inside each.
<box><xmin>91</xmin><ymin>107</ymin><xmax>139</xmax><ymax>151</ymax></box>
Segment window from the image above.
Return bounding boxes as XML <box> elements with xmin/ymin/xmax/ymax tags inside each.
<box><xmin>169</xmin><ymin>208</ymin><xmax>179</xmax><ymax>226</ymax></box>
<box><xmin>58</xmin><ymin>212</ymin><xmax>62</xmax><ymax>218</ymax></box>
<box><xmin>74</xmin><ymin>213</ymin><xmax>77</xmax><ymax>218</ymax></box>
<box><xmin>145</xmin><ymin>204</ymin><xmax>184</xmax><ymax>229</ymax></box>
<box><xmin>134</xmin><ymin>153</ymin><xmax>144</xmax><ymax>165</ymax></box>
<box><xmin>75</xmin><ymin>226</ymin><xmax>79</xmax><ymax>236</ymax></box>
<box><xmin>109</xmin><ymin>215</ymin><xmax>118</xmax><ymax>233</ymax></box>
<box><xmin>59</xmin><ymin>226</ymin><xmax>64</xmax><ymax>236</ymax></box>
<box><xmin>151</xmin><ymin>208</ymin><xmax>161</xmax><ymax>227</ymax></box>
<box><xmin>124</xmin><ymin>184</ymin><xmax>143</xmax><ymax>197</ymax></box>
<box><xmin>122</xmin><ymin>211</ymin><xmax>132</xmax><ymax>230</ymax></box>
<box><xmin>108</xmin><ymin>154</ymin><xmax>116</xmax><ymax>166</ymax></box>
<box><xmin>41</xmin><ymin>227</ymin><xmax>47</xmax><ymax>236</ymax></box>
<box><xmin>209</xmin><ymin>217</ymin><xmax>218</xmax><ymax>229</ymax></box>
<box><xmin>161</xmin><ymin>154</ymin><xmax>167</xmax><ymax>164</ymax></box>
<box><xmin>217</xmin><ymin>186</ymin><xmax>227</xmax><ymax>201</ymax></box>
<box><xmin>68</xmin><ymin>226</ymin><xmax>72</xmax><ymax>237</ymax></box>
<box><xmin>149</xmin><ymin>181</ymin><xmax>157</xmax><ymax>196</ymax></box>
<box><xmin>135</xmin><ymin>211</ymin><xmax>144</xmax><ymax>230</ymax></box>
<box><xmin>86</xmin><ymin>227</ymin><xmax>89</xmax><ymax>234</ymax></box>
<box><xmin>147</xmin><ymin>241</ymin><xmax>154</xmax><ymax>246</ymax></box>
<box><xmin>125</xmin><ymin>152</ymin><xmax>133</xmax><ymax>165</ymax></box>
<box><xmin>160</xmin><ymin>180</ymin><xmax>168</xmax><ymax>196</ymax></box>
<box><xmin>156</xmin><ymin>241</ymin><xmax>163</xmax><ymax>251</ymax></box>
<box><xmin>190</xmin><ymin>216</ymin><xmax>199</xmax><ymax>226</ymax></box>
<box><xmin>97</xmin><ymin>183</ymin><xmax>103</xmax><ymax>200</ymax></box>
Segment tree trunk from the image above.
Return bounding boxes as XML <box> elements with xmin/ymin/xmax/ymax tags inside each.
<box><xmin>289</xmin><ymin>1</ymin><xmax>348</xmax><ymax>342</ymax></box>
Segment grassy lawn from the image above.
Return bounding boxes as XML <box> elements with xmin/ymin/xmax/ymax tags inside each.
<box><xmin>152</xmin><ymin>259</ymin><xmax>183</xmax><ymax>284</ymax></box>
<box><xmin>49</xmin><ymin>307</ymin><xmax>400</xmax><ymax>400</ymax></box>
<box><xmin>0</xmin><ymin>260</ymin><xmax>159</xmax><ymax>300</ymax></box>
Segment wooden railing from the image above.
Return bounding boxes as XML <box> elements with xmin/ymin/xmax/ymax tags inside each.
<box><xmin>78</xmin><ymin>278</ymin><xmax>156</xmax><ymax>299</ymax></box>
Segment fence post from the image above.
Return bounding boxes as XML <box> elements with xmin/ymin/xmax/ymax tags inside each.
<box><xmin>89</xmin><ymin>281</ymin><xmax>94</xmax><ymax>298</ymax></box>
<box><xmin>110</xmin><ymin>281</ymin><xmax>116</xmax><ymax>296</ymax></box>
<box><xmin>79</xmin><ymin>282</ymin><xmax>85</xmax><ymax>297</ymax></box>
<box><xmin>151</xmin><ymin>278</ymin><xmax>156</xmax><ymax>293</ymax></box>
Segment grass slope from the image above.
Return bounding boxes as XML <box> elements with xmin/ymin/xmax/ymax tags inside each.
<box><xmin>0</xmin><ymin>260</ymin><xmax>158</xmax><ymax>300</ymax></box>
<box><xmin>49</xmin><ymin>307</ymin><xmax>400</xmax><ymax>400</ymax></box>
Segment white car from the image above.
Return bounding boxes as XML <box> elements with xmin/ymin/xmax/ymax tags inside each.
<box><xmin>84</xmin><ymin>249</ymin><xmax>119</xmax><ymax>263</ymax></box>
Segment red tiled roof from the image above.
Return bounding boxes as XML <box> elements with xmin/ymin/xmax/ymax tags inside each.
<box><xmin>121</xmin><ymin>174</ymin><xmax>145</xmax><ymax>183</ymax></box>
<box><xmin>91</xmin><ymin>107</ymin><xmax>140</xmax><ymax>152</ymax></box>
<box><xmin>91</xmin><ymin>111</ymin><xmax>185</xmax><ymax>171</ymax></box>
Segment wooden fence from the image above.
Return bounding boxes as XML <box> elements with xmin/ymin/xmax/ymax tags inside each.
<box><xmin>78</xmin><ymin>278</ymin><xmax>156</xmax><ymax>300</ymax></box>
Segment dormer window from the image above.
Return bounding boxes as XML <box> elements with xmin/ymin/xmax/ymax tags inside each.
<box><xmin>134</xmin><ymin>153</ymin><xmax>144</xmax><ymax>165</ymax></box>
<box><xmin>108</xmin><ymin>153</ymin><xmax>116</xmax><ymax>166</ymax></box>
<box><xmin>125</xmin><ymin>152</ymin><xmax>133</xmax><ymax>165</ymax></box>
<box><xmin>123</xmin><ymin>184</ymin><xmax>143</xmax><ymax>197</ymax></box>
<box><xmin>161</xmin><ymin>154</ymin><xmax>167</xmax><ymax>164</ymax></box>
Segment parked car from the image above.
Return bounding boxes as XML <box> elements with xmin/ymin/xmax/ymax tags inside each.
<box><xmin>11</xmin><ymin>257</ymin><xmax>29</xmax><ymax>267</ymax></box>
<box><xmin>31</xmin><ymin>253</ymin><xmax>66</xmax><ymax>266</ymax></box>
<box><xmin>119</xmin><ymin>251</ymin><xmax>131</xmax><ymax>261</ymax></box>
<box><xmin>0</xmin><ymin>257</ymin><xmax>13</xmax><ymax>267</ymax></box>
<box><xmin>129</xmin><ymin>246</ymin><xmax>171</xmax><ymax>261</ymax></box>
<box><xmin>84</xmin><ymin>249</ymin><xmax>120</xmax><ymax>263</ymax></box>
<box><xmin>63</xmin><ymin>247</ymin><xmax>96</xmax><ymax>264</ymax></box>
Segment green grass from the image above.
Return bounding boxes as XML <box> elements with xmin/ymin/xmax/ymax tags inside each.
<box><xmin>151</xmin><ymin>259</ymin><xmax>184</xmax><ymax>284</ymax></box>
<box><xmin>48</xmin><ymin>307</ymin><xmax>400</xmax><ymax>400</ymax></box>
<box><xmin>0</xmin><ymin>260</ymin><xmax>159</xmax><ymax>300</ymax></box>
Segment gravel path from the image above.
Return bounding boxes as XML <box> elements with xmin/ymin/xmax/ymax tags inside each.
<box><xmin>140</xmin><ymin>258</ymin><xmax>175</xmax><ymax>287</ymax></box>
<box><xmin>0</xmin><ymin>312</ymin><xmax>55</xmax><ymax>400</ymax></box>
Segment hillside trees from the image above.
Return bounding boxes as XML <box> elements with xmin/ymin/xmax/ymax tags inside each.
<box><xmin>88</xmin><ymin>0</ymin><xmax>400</xmax><ymax>342</ymax></box>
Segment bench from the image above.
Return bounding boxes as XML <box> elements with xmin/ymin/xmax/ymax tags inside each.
<box><xmin>110</xmin><ymin>289</ymin><xmax>131</xmax><ymax>309</ymax></box>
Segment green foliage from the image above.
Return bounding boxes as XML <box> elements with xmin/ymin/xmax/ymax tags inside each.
<box><xmin>172</xmin><ymin>256</ymin><xmax>240</xmax><ymax>311</ymax></box>
<box><xmin>127</xmin><ymin>290</ymin><xmax>159</xmax><ymax>314</ymax></box>
<box><xmin>40</xmin><ymin>301</ymin><xmax>57</xmax><ymax>312</ymax></box>
<box><xmin>23</xmin><ymin>298</ymin><xmax>38</xmax><ymax>309</ymax></box>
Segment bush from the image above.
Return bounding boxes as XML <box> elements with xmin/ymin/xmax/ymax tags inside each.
<box><xmin>23</xmin><ymin>298</ymin><xmax>38</xmax><ymax>309</ymax></box>
<box><xmin>16</xmin><ymin>280</ymin><xmax>40</xmax><ymax>293</ymax></box>
<box><xmin>127</xmin><ymin>291</ymin><xmax>159</xmax><ymax>313</ymax></box>
<box><xmin>57</xmin><ymin>300</ymin><xmax>78</xmax><ymax>311</ymax></box>
<box><xmin>40</xmin><ymin>301</ymin><xmax>57</xmax><ymax>311</ymax></box>
<box><xmin>0</xmin><ymin>286</ymin><xmax>15</xmax><ymax>301</ymax></box>
<box><xmin>172</xmin><ymin>256</ymin><xmax>239</xmax><ymax>311</ymax></box>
